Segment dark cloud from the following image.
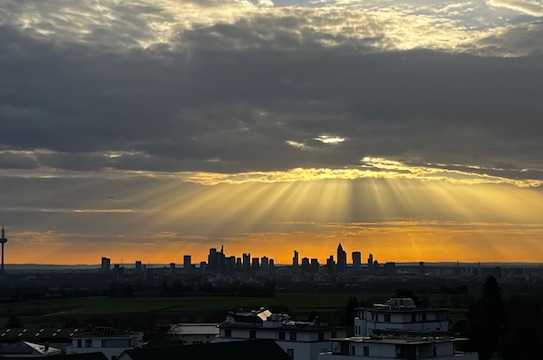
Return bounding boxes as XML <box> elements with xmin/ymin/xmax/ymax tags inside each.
<box><xmin>0</xmin><ymin>7</ymin><xmax>542</xmax><ymax>175</ymax></box>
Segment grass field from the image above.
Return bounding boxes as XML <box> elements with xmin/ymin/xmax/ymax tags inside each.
<box><xmin>0</xmin><ymin>294</ymin><xmax>357</xmax><ymax>327</ymax></box>
<box><xmin>3</xmin><ymin>294</ymin><xmax>353</xmax><ymax>315</ymax></box>
<box><xmin>1</xmin><ymin>292</ymin><xmax>470</xmax><ymax>329</ymax></box>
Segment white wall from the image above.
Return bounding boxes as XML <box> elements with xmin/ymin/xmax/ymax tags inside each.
<box><xmin>276</xmin><ymin>340</ymin><xmax>332</xmax><ymax>360</ymax></box>
<box><xmin>217</xmin><ymin>328</ymin><xmax>334</xmax><ymax>360</ymax></box>
<box><xmin>319</xmin><ymin>352</ymin><xmax>479</xmax><ymax>360</ymax></box>
<box><xmin>67</xmin><ymin>337</ymin><xmax>141</xmax><ymax>360</ymax></box>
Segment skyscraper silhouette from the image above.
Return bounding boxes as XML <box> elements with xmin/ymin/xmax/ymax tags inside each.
<box><xmin>337</xmin><ymin>243</ymin><xmax>347</xmax><ymax>272</ymax></box>
<box><xmin>292</xmin><ymin>250</ymin><xmax>299</xmax><ymax>271</ymax></box>
<box><xmin>352</xmin><ymin>251</ymin><xmax>362</xmax><ymax>270</ymax></box>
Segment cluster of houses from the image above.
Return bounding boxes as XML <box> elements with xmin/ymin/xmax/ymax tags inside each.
<box><xmin>0</xmin><ymin>298</ymin><xmax>478</xmax><ymax>359</ymax></box>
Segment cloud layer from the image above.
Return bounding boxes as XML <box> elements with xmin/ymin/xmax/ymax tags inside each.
<box><xmin>1</xmin><ymin>0</ymin><xmax>543</xmax><ymax>262</ymax></box>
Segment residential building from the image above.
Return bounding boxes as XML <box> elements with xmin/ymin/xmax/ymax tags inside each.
<box><xmin>354</xmin><ymin>298</ymin><xmax>448</xmax><ymax>337</ymax></box>
<box><xmin>216</xmin><ymin>308</ymin><xmax>346</xmax><ymax>360</ymax></box>
<box><xmin>119</xmin><ymin>340</ymin><xmax>288</xmax><ymax>360</ymax></box>
<box><xmin>319</xmin><ymin>335</ymin><xmax>477</xmax><ymax>360</ymax></box>
<box><xmin>0</xmin><ymin>328</ymin><xmax>78</xmax><ymax>351</ymax></box>
<box><xmin>66</xmin><ymin>328</ymin><xmax>143</xmax><ymax>360</ymax></box>
<box><xmin>0</xmin><ymin>341</ymin><xmax>61</xmax><ymax>357</ymax></box>
<box><xmin>321</xmin><ymin>298</ymin><xmax>476</xmax><ymax>360</ymax></box>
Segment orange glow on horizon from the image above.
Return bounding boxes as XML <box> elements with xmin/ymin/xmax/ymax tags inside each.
<box><xmin>7</xmin><ymin>222</ymin><xmax>543</xmax><ymax>265</ymax></box>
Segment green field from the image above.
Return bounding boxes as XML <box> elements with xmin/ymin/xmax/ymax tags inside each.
<box><xmin>3</xmin><ymin>294</ymin><xmax>352</xmax><ymax>315</ymax></box>
<box><xmin>1</xmin><ymin>294</ymin><xmax>357</xmax><ymax>327</ymax></box>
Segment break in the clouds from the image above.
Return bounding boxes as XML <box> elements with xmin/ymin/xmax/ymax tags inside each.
<box><xmin>488</xmin><ymin>0</ymin><xmax>543</xmax><ymax>16</ymax></box>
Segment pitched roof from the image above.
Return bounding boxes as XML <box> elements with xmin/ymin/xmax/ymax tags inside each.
<box><xmin>122</xmin><ymin>340</ymin><xmax>289</xmax><ymax>360</ymax></box>
<box><xmin>0</xmin><ymin>353</ymin><xmax>108</xmax><ymax>360</ymax></box>
<box><xmin>0</xmin><ymin>328</ymin><xmax>78</xmax><ymax>343</ymax></box>
<box><xmin>0</xmin><ymin>341</ymin><xmax>61</xmax><ymax>355</ymax></box>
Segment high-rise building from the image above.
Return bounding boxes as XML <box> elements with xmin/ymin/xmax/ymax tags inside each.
<box><xmin>301</xmin><ymin>257</ymin><xmax>310</xmax><ymax>273</ymax></box>
<box><xmin>251</xmin><ymin>257</ymin><xmax>260</xmax><ymax>272</ymax></box>
<box><xmin>236</xmin><ymin>257</ymin><xmax>242</xmax><ymax>271</ymax></box>
<box><xmin>326</xmin><ymin>256</ymin><xmax>335</xmax><ymax>273</ymax></box>
<box><xmin>135</xmin><ymin>260</ymin><xmax>143</xmax><ymax>272</ymax></box>
<box><xmin>368</xmin><ymin>253</ymin><xmax>374</xmax><ymax>271</ymax></box>
<box><xmin>225</xmin><ymin>256</ymin><xmax>236</xmax><ymax>273</ymax></box>
<box><xmin>242</xmin><ymin>253</ymin><xmax>251</xmax><ymax>272</ymax></box>
<box><xmin>207</xmin><ymin>247</ymin><xmax>226</xmax><ymax>273</ymax></box>
<box><xmin>269</xmin><ymin>259</ymin><xmax>275</xmax><ymax>272</ymax></box>
<box><xmin>310</xmin><ymin>258</ymin><xmax>320</xmax><ymax>273</ymax></box>
<box><xmin>169</xmin><ymin>262</ymin><xmax>176</xmax><ymax>270</ymax></box>
<box><xmin>352</xmin><ymin>251</ymin><xmax>362</xmax><ymax>270</ymax></box>
<box><xmin>261</xmin><ymin>256</ymin><xmax>269</xmax><ymax>272</ymax></box>
<box><xmin>337</xmin><ymin>243</ymin><xmax>347</xmax><ymax>272</ymax></box>
<box><xmin>208</xmin><ymin>248</ymin><xmax>218</xmax><ymax>272</ymax></box>
<box><xmin>101</xmin><ymin>257</ymin><xmax>111</xmax><ymax>272</ymax></box>
<box><xmin>292</xmin><ymin>250</ymin><xmax>299</xmax><ymax>271</ymax></box>
<box><xmin>183</xmin><ymin>255</ymin><xmax>192</xmax><ymax>271</ymax></box>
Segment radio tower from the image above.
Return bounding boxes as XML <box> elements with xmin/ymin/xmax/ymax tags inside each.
<box><xmin>0</xmin><ymin>226</ymin><xmax>7</xmax><ymax>272</ymax></box>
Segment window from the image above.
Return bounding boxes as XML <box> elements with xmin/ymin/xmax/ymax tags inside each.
<box><xmin>411</xmin><ymin>313</ymin><xmax>417</xmax><ymax>322</ymax></box>
<box><xmin>289</xmin><ymin>331</ymin><xmax>297</xmax><ymax>341</ymax></box>
<box><xmin>384</xmin><ymin>314</ymin><xmax>391</xmax><ymax>322</ymax></box>
<box><xmin>249</xmin><ymin>330</ymin><xmax>256</xmax><ymax>339</ymax></box>
<box><xmin>351</xmin><ymin>345</ymin><xmax>356</xmax><ymax>356</ymax></box>
<box><xmin>287</xmin><ymin>348</ymin><xmax>295</xmax><ymax>360</ymax></box>
<box><xmin>102</xmin><ymin>339</ymin><xmax>130</xmax><ymax>348</ymax></box>
<box><xmin>224</xmin><ymin>329</ymin><xmax>232</xmax><ymax>338</ymax></box>
<box><xmin>318</xmin><ymin>332</ymin><xmax>325</xmax><ymax>341</ymax></box>
<box><xmin>363</xmin><ymin>346</ymin><xmax>369</xmax><ymax>357</ymax></box>
<box><xmin>84</xmin><ymin>339</ymin><xmax>92</xmax><ymax>348</ymax></box>
<box><xmin>278</xmin><ymin>331</ymin><xmax>285</xmax><ymax>340</ymax></box>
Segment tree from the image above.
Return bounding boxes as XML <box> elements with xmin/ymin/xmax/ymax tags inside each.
<box><xmin>6</xmin><ymin>313</ymin><xmax>23</xmax><ymax>328</ymax></box>
<box><xmin>468</xmin><ymin>276</ymin><xmax>506</xmax><ymax>360</ymax></box>
<box><xmin>345</xmin><ymin>296</ymin><xmax>359</xmax><ymax>333</ymax></box>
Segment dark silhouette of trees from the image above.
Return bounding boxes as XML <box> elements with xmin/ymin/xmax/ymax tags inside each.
<box><xmin>345</xmin><ymin>296</ymin><xmax>359</xmax><ymax>334</ymax></box>
<box><xmin>6</xmin><ymin>312</ymin><xmax>23</xmax><ymax>328</ymax></box>
<box><xmin>468</xmin><ymin>276</ymin><xmax>506</xmax><ymax>360</ymax></box>
<box><xmin>501</xmin><ymin>295</ymin><xmax>543</xmax><ymax>359</ymax></box>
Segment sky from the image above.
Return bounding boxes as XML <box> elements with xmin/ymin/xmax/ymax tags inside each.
<box><xmin>1</xmin><ymin>0</ymin><xmax>543</xmax><ymax>264</ymax></box>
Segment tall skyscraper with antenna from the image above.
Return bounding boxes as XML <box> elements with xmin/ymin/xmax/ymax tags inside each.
<box><xmin>0</xmin><ymin>226</ymin><xmax>7</xmax><ymax>272</ymax></box>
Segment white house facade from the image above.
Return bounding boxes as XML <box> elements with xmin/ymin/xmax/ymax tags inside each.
<box><xmin>354</xmin><ymin>298</ymin><xmax>448</xmax><ymax>337</ymax></box>
<box><xmin>215</xmin><ymin>308</ymin><xmax>346</xmax><ymax>360</ymax></box>
<box><xmin>66</xmin><ymin>328</ymin><xmax>144</xmax><ymax>360</ymax></box>
<box><xmin>320</xmin><ymin>336</ymin><xmax>478</xmax><ymax>360</ymax></box>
